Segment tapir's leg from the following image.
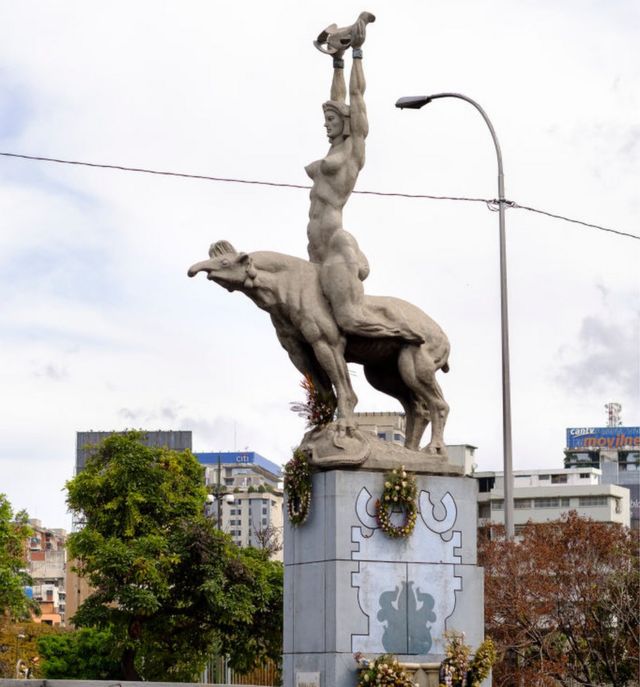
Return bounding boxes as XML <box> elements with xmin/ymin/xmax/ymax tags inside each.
<box><xmin>310</xmin><ymin>336</ymin><xmax>358</xmax><ymax>431</ymax></box>
<box><xmin>274</xmin><ymin>328</ymin><xmax>335</xmax><ymax>401</ymax></box>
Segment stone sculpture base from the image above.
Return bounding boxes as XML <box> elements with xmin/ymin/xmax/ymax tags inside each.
<box><xmin>300</xmin><ymin>424</ymin><xmax>464</xmax><ymax>473</ymax></box>
<box><xmin>283</xmin><ymin>469</ymin><xmax>488</xmax><ymax>687</ymax></box>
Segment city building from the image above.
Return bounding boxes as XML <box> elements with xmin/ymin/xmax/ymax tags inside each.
<box><xmin>76</xmin><ymin>429</ymin><xmax>192</xmax><ymax>473</ymax></box>
<box><xmin>564</xmin><ymin>425</ymin><xmax>639</xmax><ymax>528</ymax></box>
<box><xmin>196</xmin><ymin>451</ymin><xmax>284</xmax><ymax>559</ymax></box>
<box><xmin>355</xmin><ymin>411</ymin><xmax>406</xmax><ymax>445</ymax></box>
<box><xmin>355</xmin><ymin>411</ymin><xmax>477</xmax><ymax>473</ymax></box>
<box><xmin>476</xmin><ymin>467</ymin><xmax>630</xmax><ymax>532</ymax></box>
<box><xmin>26</xmin><ymin>520</ymin><xmax>67</xmax><ymax>626</ymax></box>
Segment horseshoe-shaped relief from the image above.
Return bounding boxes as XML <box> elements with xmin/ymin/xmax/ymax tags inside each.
<box><xmin>355</xmin><ymin>486</ymin><xmax>379</xmax><ymax>534</ymax></box>
<box><xmin>419</xmin><ymin>491</ymin><xmax>457</xmax><ymax>534</ymax></box>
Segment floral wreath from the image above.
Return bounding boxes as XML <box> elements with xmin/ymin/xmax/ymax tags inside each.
<box><xmin>439</xmin><ymin>631</ymin><xmax>496</xmax><ymax>687</ymax></box>
<box><xmin>375</xmin><ymin>465</ymin><xmax>418</xmax><ymax>538</ymax></box>
<box><xmin>354</xmin><ymin>652</ymin><xmax>415</xmax><ymax>687</ymax></box>
<box><xmin>284</xmin><ymin>448</ymin><xmax>312</xmax><ymax>526</ymax></box>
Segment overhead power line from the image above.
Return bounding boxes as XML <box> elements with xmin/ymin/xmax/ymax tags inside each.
<box><xmin>1</xmin><ymin>151</ymin><xmax>638</xmax><ymax>241</ymax></box>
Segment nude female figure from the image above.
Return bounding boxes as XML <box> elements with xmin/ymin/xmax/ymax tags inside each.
<box><xmin>305</xmin><ymin>17</ymin><xmax>423</xmax><ymax>344</ymax></box>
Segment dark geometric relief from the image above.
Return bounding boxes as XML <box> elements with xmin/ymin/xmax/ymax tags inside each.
<box><xmin>377</xmin><ymin>581</ymin><xmax>436</xmax><ymax>654</ymax></box>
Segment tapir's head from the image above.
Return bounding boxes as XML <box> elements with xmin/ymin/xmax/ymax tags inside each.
<box><xmin>187</xmin><ymin>240</ymin><xmax>255</xmax><ymax>292</ymax></box>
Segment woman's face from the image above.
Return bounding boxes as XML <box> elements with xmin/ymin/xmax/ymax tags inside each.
<box><xmin>324</xmin><ymin>110</ymin><xmax>344</xmax><ymax>140</ymax></box>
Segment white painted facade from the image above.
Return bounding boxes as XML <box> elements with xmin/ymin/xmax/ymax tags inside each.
<box><xmin>475</xmin><ymin>467</ymin><xmax>630</xmax><ymax>530</ymax></box>
<box><xmin>202</xmin><ymin>458</ymin><xmax>284</xmax><ymax>560</ymax></box>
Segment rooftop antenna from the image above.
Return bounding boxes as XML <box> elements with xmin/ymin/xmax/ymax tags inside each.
<box><xmin>605</xmin><ymin>402</ymin><xmax>622</xmax><ymax>427</ymax></box>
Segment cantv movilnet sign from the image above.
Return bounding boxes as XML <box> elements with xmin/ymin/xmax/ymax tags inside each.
<box><xmin>566</xmin><ymin>426</ymin><xmax>640</xmax><ymax>450</ymax></box>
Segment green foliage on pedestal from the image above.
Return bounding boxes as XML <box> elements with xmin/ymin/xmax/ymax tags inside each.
<box><xmin>439</xmin><ymin>631</ymin><xmax>495</xmax><ymax>687</ymax></box>
<box><xmin>290</xmin><ymin>373</ymin><xmax>337</xmax><ymax>429</ymax></box>
<box><xmin>66</xmin><ymin>431</ymin><xmax>283</xmax><ymax>681</ymax></box>
<box><xmin>284</xmin><ymin>449</ymin><xmax>312</xmax><ymax>526</ymax></box>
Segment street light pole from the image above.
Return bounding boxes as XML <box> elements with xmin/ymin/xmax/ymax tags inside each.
<box><xmin>396</xmin><ymin>93</ymin><xmax>515</xmax><ymax>539</ymax></box>
<box><xmin>204</xmin><ymin>455</ymin><xmax>235</xmax><ymax>531</ymax></box>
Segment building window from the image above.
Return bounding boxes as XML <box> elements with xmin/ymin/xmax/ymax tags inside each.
<box><xmin>560</xmin><ymin>497</ymin><xmax>571</xmax><ymax>507</ymax></box>
<box><xmin>478</xmin><ymin>503</ymin><xmax>490</xmax><ymax>519</ymax></box>
<box><xmin>478</xmin><ymin>477</ymin><xmax>495</xmax><ymax>493</ymax></box>
<box><xmin>538</xmin><ymin>474</ymin><xmax>550</xmax><ymax>480</ymax></box>
<box><xmin>580</xmin><ymin>473</ymin><xmax>590</xmax><ymax>479</ymax></box>
<box><xmin>514</xmin><ymin>499</ymin><xmax>531</xmax><ymax>509</ymax></box>
<box><xmin>535</xmin><ymin>497</ymin><xmax>560</xmax><ymax>508</ymax></box>
<box><xmin>615</xmin><ymin>499</ymin><xmax>623</xmax><ymax>514</ymax></box>
<box><xmin>393</xmin><ymin>433</ymin><xmax>403</xmax><ymax>441</ymax></box>
<box><xmin>378</xmin><ymin>432</ymin><xmax>386</xmax><ymax>439</ymax></box>
<box><xmin>578</xmin><ymin>496</ymin><xmax>608</xmax><ymax>507</ymax></box>
<box><xmin>551</xmin><ymin>474</ymin><xmax>568</xmax><ymax>484</ymax></box>
<box><xmin>491</xmin><ymin>500</ymin><xmax>504</xmax><ymax>511</ymax></box>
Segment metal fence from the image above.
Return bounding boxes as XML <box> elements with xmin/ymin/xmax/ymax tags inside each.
<box><xmin>202</xmin><ymin>656</ymin><xmax>279</xmax><ymax>686</ymax></box>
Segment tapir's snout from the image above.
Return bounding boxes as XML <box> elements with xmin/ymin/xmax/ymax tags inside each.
<box><xmin>187</xmin><ymin>258</ymin><xmax>217</xmax><ymax>278</ymax></box>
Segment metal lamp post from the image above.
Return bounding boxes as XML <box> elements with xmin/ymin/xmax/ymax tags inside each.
<box><xmin>395</xmin><ymin>93</ymin><xmax>514</xmax><ymax>539</ymax></box>
<box><xmin>205</xmin><ymin>455</ymin><xmax>235</xmax><ymax>530</ymax></box>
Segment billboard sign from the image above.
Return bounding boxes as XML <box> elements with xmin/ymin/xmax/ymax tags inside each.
<box><xmin>566</xmin><ymin>426</ymin><xmax>640</xmax><ymax>450</ymax></box>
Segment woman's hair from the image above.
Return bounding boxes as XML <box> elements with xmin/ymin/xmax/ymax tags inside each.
<box><xmin>322</xmin><ymin>100</ymin><xmax>351</xmax><ymax>136</ymax></box>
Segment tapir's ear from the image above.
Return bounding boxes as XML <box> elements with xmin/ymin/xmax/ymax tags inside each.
<box><xmin>238</xmin><ymin>253</ymin><xmax>250</xmax><ymax>263</ymax></box>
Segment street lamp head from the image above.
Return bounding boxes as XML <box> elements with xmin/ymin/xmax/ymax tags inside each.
<box><xmin>395</xmin><ymin>95</ymin><xmax>433</xmax><ymax>110</ymax></box>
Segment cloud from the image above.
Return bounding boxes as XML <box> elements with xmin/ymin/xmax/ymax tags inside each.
<box><xmin>557</xmin><ymin>310</ymin><xmax>640</xmax><ymax>399</ymax></box>
<box><xmin>33</xmin><ymin>362</ymin><xmax>69</xmax><ymax>381</ymax></box>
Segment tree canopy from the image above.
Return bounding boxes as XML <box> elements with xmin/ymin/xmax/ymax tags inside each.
<box><xmin>37</xmin><ymin>627</ymin><xmax>121</xmax><ymax>679</ymax></box>
<box><xmin>480</xmin><ymin>512</ymin><xmax>639</xmax><ymax>686</ymax></box>
<box><xmin>0</xmin><ymin>493</ymin><xmax>38</xmax><ymax>622</ymax></box>
<box><xmin>66</xmin><ymin>432</ymin><xmax>282</xmax><ymax>681</ymax></box>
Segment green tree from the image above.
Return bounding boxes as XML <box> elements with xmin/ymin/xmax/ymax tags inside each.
<box><xmin>37</xmin><ymin>627</ymin><xmax>121</xmax><ymax>679</ymax></box>
<box><xmin>0</xmin><ymin>494</ymin><xmax>38</xmax><ymax>622</ymax></box>
<box><xmin>66</xmin><ymin>432</ymin><xmax>283</xmax><ymax>681</ymax></box>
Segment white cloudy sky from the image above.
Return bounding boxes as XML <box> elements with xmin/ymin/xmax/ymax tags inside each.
<box><xmin>1</xmin><ymin>1</ymin><xmax>638</xmax><ymax>529</ymax></box>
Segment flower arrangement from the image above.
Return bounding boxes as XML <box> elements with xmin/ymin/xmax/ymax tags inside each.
<box><xmin>354</xmin><ymin>652</ymin><xmax>416</xmax><ymax>687</ymax></box>
<box><xmin>290</xmin><ymin>373</ymin><xmax>337</xmax><ymax>429</ymax></box>
<box><xmin>439</xmin><ymin>631</ymin><xmax>496</xmax><ymax>687</ymax></box>
<box><xmin>375</xmin><ymin>465</ymin><xmax>418</xmax><ymax>538</ymax></box>
<box><xmin>283</xmin><ymin>448</ymin><xmax>312</xmax><ymax>525</ymax></box>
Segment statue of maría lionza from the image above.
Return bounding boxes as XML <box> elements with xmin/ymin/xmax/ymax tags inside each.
<box><xmin>189</xmin><ymin>12</ymin><xmax>452</xmax><ymax>469</ymax></box>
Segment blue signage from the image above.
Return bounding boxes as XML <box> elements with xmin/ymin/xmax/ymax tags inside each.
<box><xmin>566</xmin><ymin>426</ymin><xmax>640</xmax><ymax>450</ymax></box>
<box><xmin>194</xmin><ymin>451</ymin><xmax>281</xmax><ymax>478</ymax></box>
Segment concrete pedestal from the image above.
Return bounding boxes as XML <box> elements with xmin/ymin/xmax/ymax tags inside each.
<box><xmin>283</xmin><ymin>470</ymin><xmax>486</xmax><ymax>687</ymax></box>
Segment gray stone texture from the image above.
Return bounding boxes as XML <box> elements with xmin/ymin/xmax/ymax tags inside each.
<box><xmin>283</xmin><ymin>470</ymin><xmax>486</xmax><ymax>687</ymax></box>
<box><xmin>189</xmin><ymin>13</ymin><xmax>452</xmax><ymax>461</ymax></box>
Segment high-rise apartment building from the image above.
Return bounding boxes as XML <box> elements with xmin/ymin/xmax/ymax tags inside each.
<box><xmin>196</xmin><ymin>451</ymin><xmax>283</xmax><ymax>559</ymax></box>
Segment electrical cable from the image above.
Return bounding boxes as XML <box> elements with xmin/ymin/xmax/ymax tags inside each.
<box><xmin>1</xmin><ymin>151</ymin><xmax>638</xmax><ymax>241</ymax></box>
